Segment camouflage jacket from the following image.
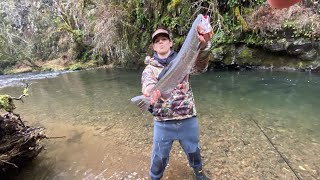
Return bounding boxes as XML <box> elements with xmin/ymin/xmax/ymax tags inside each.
<box><xmin>141</xmin><ymin>43</ymin><xmax>211</xmax><ymax>121</ymax></box>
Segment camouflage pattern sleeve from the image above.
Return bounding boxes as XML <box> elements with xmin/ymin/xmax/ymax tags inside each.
<box><xmin>141</xmin><ymin>65</ymin><xmax>158</xmax><ymax>94</ymax></box>
<box><xmin>191</xmin><ymin>41</ymin><xmax>212</xmax><ymax>75</ymax></box>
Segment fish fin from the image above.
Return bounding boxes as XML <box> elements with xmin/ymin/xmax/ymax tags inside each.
<box><xmin>131</xmin><ymin>95</ymin><xmax>150</xmax><ymax>112</ymax></box>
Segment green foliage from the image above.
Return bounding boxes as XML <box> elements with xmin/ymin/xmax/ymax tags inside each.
<box><xmin>133</xmin><ymin>3</ymin><xmax>146</xmax><ymax>29</ymax></box>
<box><xmin>227</xmin><ymin>0</ymin><xmax>265</xmax><ymax>8</ymax></box>
<box><xmin>1</xmin><ymin>0</ymin><xmax>265</xmax><ymax>70</ymax></box>
<box><xmin>239</xmin><ymin>46</ymin><xmax>253</xmax><ymax>59</ymax></box>
<box><xmin>68</xmin><ymin>60</ymin><xmax>97</xmax><ymax>71</ymax></box>
<box><xmin>253</xmin><ymin>0</ymin><xmax>266</xmax><ymax>5</ymax></box>
<box><xmin>69</xmin><ymin>62</ymin><xmax>84</xmax><ymax>71</ymax></box>
<box><xmin>173</xmin><ymin>36</ymin><xmax>185</xmax><ymax>47</ymax></box>
<box><xmin>250</xmin><ymin>5</ymin><xmax>320</xmax><ymax>40</ymax></box>
<box><xmin>73</xmin><ymin>30</ymin><xmax>85</xmax><ymax>43</ymax></box>
<box><xmin>242</xmin><ymin>32</ymin><xmax>265</xmax><ymax>45</ymax></box>
<box><xmin>56</xmin><ymin>19</ymin><xmax>84</xmax><ymax>43</ymax></box>
<box><xmin>234</xmin><ymin>6</ymin><xmax>248</xmax><ymax>31</ymax></box>
<box><xmin>211</xmin><ymin>0</ymin><xmax>269</xmax><ymax>48</ymax></box>
<box><xmin>0</xmin><ymin>95</ymin><xmax>15</xmax><ymax>112</ymax></box>
<box><xmin>23</xmin><ymin>87</ymin><xmax>29</xmax><ymax>97</ymax></box>
<box><xmin>2</xmin><ymin>0</ymin><xmax>319</xmax><ymax>71</ymax></box>
<box><xmin>212</xmin><ymin>30</ymin><xmax>232</xmax><ymax>46</ymax></box>
<box><xmin>212</xmin><ymin>46</ymin><xmax>224</xmax><ymax>55</ymax></box>
<box><xmin>283</xmin><ymin>19</ymin><xmax>318</xmax><ymax>39</ymax></box>
<box><xmin>79</xmin><ymin>51</ymin><xmax>91</xmax><ymax>63</ymax></box>
<box><xmin>0</xmin><ymin>0</ymin><xmax>61</xmax><ymax>71</ymax></box>
<box><xmin>227</xmin><ymin>0</ymin><xmax>239</xmax><ymax>8</ymax></box>
<box><xmin>168</xmin><ymin>0</ymin><xmax>182</xmax><ymax>11</ymax></box>
<box><xmin>0</xmin><ymin>85</ymin><xmax>28</xmax><ymax>112</ymax></box>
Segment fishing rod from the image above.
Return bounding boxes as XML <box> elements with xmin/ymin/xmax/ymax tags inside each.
<box><xmin>250</xmin><ymin>117</ymin><xmax>302</xmax><ymax>180</ymax></box>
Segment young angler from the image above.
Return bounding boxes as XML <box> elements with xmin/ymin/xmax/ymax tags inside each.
<box><xmin>141</xmin><ymin>20</ymin><xmax>213</xmax><ymax>180</ymax></box>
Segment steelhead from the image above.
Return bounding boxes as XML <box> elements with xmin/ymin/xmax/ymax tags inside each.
<box><xmin>131</xmin><ymin>14</ymin><xmax>211</xmax><ymax>112</ymax></box>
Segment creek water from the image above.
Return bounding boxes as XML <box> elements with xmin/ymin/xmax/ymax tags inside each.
<box><xmin>0</xmin><ymin>69</ymin><xmax>319</xmax><ymax>180</ymax></box>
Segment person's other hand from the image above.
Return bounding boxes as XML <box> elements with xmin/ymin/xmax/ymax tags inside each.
<box><xmin>143</xmin><ymin>85</ymin><xmax>161</xmax><ymax>105</ymax></box>
<box><xmin>177</xmin><ymin>83</ymin><xmax>186</xmax><ymax>89</ymax></box>
<box><xmin>197</xmin><ymin>24</ymin><xmax>213</xmax><ymax>49</ymax></box>
<box><xmin>150</xmin><ymin>90</ymin><xmax>161</xmax><ymax>105</ymax></box>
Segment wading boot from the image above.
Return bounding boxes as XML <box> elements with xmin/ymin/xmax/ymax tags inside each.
<box><xmin>194</xmin><ymin>169</ymin><xmax>210</xmax><ymax>180</ymax></box>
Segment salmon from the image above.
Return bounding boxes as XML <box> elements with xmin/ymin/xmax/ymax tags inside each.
<box><xmin>131</xmin><ymin>14</ymin><xmax>210</xmax><ymax>112</ymax></box>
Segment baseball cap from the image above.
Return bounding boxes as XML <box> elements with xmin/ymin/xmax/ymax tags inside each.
<box><xmin>152</xmin><ymin>29</ymin><xmax>171</xmax><ymax>43</ymax></box>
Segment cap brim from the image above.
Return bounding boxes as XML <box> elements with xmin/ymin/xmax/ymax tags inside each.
<box><xmin>152</xmin><ymin>33</ymin><xmax>170</xmax><ymax>43</ymax></box>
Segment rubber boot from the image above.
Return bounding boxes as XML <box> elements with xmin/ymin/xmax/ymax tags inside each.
<box><xmin>194</xmin><ymin>169</ymin><xmax>210</xmax><ymax>180</ymax></box>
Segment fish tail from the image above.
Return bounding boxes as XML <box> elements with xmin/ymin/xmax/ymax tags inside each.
<box><xmin>131</xmin><ymin>95</ymin><xmax>150</xmax><ymax>112</ymax></box>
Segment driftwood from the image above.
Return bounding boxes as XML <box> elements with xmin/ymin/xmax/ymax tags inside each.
<box><xmin>0</xmin><ymin>113</ymin><xmax>46</xmax><ymax>171</ymax></box>
<box><xmin>0</xmin><ymin>84</ymin><xmax>46</xmax><ymax>174</ymax></box>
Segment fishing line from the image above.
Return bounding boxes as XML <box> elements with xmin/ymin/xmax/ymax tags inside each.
<box><xmin>251</xmin><ymin>117</ymin><xmax>302</xmax><ymax>180</ymax></box>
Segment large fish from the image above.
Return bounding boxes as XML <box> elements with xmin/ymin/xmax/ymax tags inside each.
<box><xmin>131</xmin><ymin>14</ymin><xmax>210</xmax><ymax>112</ymax></box>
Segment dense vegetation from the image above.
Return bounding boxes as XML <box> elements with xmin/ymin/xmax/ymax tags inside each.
<box><xmin>0</xmin><ymin>0</ymin><xmax>319</xmax><ymax>74</ymax></box>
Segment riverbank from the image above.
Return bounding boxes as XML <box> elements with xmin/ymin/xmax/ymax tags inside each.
<box><xmin>3</xmin><ymin>51</ymin><xmax>320</xmax><ymax>77</ymax></box>
<box><xmin>2</xmin><ymin>58</ymin><xmax>100</xmax><ymax>75</ymax></box>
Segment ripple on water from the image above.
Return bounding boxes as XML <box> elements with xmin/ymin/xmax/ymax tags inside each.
<box><xmin>0</xmin><ymin>71</ymin><xmax>73</xmax><ymax>88</ymax></box>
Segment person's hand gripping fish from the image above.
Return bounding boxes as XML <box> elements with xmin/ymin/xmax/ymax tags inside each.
<box><xmin>143</xmin><ymin>85</ymin><xmax>161</xmax><ymax>105</ymax></box>
<box><xmin>197</xmin><ymin>15</ymin><xmax>213</xmax><ymax>50</ymax></box>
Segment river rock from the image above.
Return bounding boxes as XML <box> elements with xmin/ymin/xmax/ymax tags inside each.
<box><xmin>212</xmin><ymin>47</ymin><xmax>226</xmax><ymax>61</ymax></box>
<box><xmin>264</xmin><ymin>38</ymin><xmax>289</xmax><ymax>53</ymax></box>
<box><xmin>287</xmin><ymin>38</ymin><xmax>313</xmax><ymax>55</ymax></box>
<box><xmin>262</xmin><ymin>38</ymin><xmax>320</xmax><ymax>63</ymax></box>
<box><xmin>298</xmin><ymin>49</ymin><xmax>318</xmax><ymax>61</ymax></box>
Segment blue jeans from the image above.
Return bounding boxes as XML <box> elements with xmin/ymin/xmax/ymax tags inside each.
<box><xmin>149</xmin><ymin>116</ymin><xmax>203</xmax><ymax>179</ymax></box>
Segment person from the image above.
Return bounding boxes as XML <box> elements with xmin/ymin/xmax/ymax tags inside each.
<box><xmin>141</xmin><ymin>22</ymin><xmax>213</xmax><ymax>180</ymax></box>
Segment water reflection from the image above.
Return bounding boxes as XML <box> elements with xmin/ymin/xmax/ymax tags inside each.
<box><xmin>0</xmin><ymin>69</ymin><xmax>319</xmax><ymax>179</ymax></box>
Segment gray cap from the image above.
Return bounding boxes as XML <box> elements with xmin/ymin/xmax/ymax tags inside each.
<box><xmin>152</xmin><ymin>29</ymin><xmax>170</xmax><ymax>43</ymax></box>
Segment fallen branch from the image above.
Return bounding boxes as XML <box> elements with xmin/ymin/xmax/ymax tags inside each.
<box><xmin>0</xmin><ymin>113</ymin><xmax>46</xmax><ymax>172</ymax></box>
<box><xmin>45</xmin><ymin>136</ymin><xmax>66</xmax><ymax>139</ymax></box>
<box><xmin>0</xmin><ymin>160</ymin><xmax>18</xmax><ymax>168</ymax></box>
